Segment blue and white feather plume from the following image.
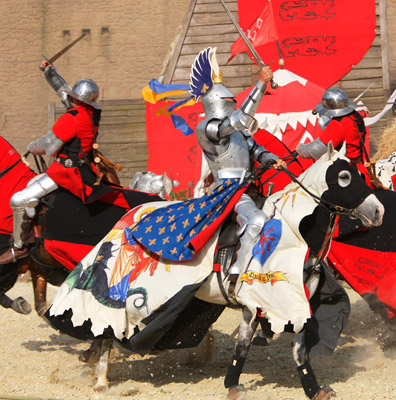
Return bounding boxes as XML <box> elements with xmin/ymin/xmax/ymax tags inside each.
<box><xmin>189</xmin><ymin>47</ymin><xmax>221</xmax><ymax>102</ymax></box>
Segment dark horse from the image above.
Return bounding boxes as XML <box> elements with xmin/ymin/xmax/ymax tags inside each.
<box><xmin>0</xmin><ymin>136</ymin><xmax>161</xmax><ymax>316</ymax></box>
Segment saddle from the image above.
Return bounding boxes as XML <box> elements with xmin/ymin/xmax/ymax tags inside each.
<box><xmin>214</xmin><ymin>196</ymin><xmax>267</xmax><ymax>300</ymax></box>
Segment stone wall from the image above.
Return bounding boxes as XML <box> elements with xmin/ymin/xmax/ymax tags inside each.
<box><xmin>0</xmin><ymin>0</ymin><xmax>189</xmax><ymax>155</ymax></box>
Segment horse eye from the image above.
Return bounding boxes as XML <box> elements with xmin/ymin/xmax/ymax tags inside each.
<box><xmin>338</xmin><ymin>170</ymin><xmax>351</xmax><ymax>187</ymax></box>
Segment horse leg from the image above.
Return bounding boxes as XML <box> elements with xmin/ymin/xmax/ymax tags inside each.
<box><xmin>292</xmin><ymin>331</ymin><xmax>335</xmax><ymax>399</ymax></box>
<box><xmin>225</xmin><ymin>307</ymin><xmax>259</xmax><ymax>400</ymax></box>
<box><xmin>79</xmin><ymin>339</ymin><xmax>101</xmax><ymax>364</ymax></box>
<box><xmin>30</xmin><ymin>268</ymin><xmax>48</xmax><ymax>317</ymax></box>
<box><xmin>93</xmin><ymin>339</ymin><xmax>113</xmax><ymax>392</ymax></box>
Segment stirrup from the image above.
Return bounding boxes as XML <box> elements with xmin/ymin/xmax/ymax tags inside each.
<box><xmin>10</xmin><ymin>247</ymin><xmax>17</xmax><ymax>263</ymax></box>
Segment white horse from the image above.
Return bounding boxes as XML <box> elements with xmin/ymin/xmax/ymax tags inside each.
<box><xmin>45</xmin><ymin>143</ymin><xmax>383</xmax><ymax>400</ymax></box>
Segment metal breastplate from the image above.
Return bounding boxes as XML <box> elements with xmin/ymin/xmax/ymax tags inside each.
<box><xmin>205</xmin><ymin>132</ymin><xmax>250</xmax><ymax>181</ymax></box>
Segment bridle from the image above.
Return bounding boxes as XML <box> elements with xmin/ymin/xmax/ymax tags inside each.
<box><xmin>253</xmin><ymin>154</ymin><xmax>360</xmax><ymax>220</ymax></box>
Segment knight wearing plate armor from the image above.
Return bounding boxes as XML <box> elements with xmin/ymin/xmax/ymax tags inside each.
<box><xmin>297</xmin><ymin>88</ymin><xmax>369</xmax><ymax>164</ymax></box>
<box><xmin>0</xmin><ymin>61</ymin><xmax>132</xmax><ymax>264</ymax></box>
<box><xmin>192</xmin><ymin>47</ymin><xmax>285</xmax><ymax>280</ymax></box>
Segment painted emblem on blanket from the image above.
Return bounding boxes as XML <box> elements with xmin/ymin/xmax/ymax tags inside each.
<box><xmin>252</xmin><ymin>219</ymin><xmax>282</xmax><ymax>266</ymax></box>
<box><xmin>240</xmin><ymin>270</ymin><xmax>288</xmax><ymax>285</ymax></box>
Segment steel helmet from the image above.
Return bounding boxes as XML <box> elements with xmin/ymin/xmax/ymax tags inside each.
<box><xmin>315</xmin><ymin>88</ymin><xmax>355</xmax><ymax>117</ymax></box>
<box><xmin>201</xmin><ymin>83</ymin><xmax>236</xmax><ymax>120</ymax></box>
<box><xmin>65</xmin><ymin>78</ymin><xmax>100</xmax><ymax>110</ymax></box>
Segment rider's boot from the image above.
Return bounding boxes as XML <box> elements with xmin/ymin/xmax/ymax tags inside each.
<box><xmin>227</xmin><ymin>194</ymin><xmax>265</xmax><ymax>296</ymax></box>
<box><xmin>0</xmin><ymin>202</ymin><xmax>29</xmax><ymax>263</ymax></box>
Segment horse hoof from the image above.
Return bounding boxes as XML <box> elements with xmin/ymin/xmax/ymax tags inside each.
<box><xmin>227</xmin><ymin>385</ymin><xmax>246</xmax><ymax>400</ymax></box>
<box><xmin>37</xmin><ymin>302</ymin><xmax>48</xmax><ymax>318</ymax></box>
<box><xmin>11</xmin><ymin>297</ymin><xmax>32</xmax><ymax>315</ymax></box>
<box><xmin>314</xmin><ymin>386</ymin><xmax>336</xmax><ymax>400</ymax></box>
<box><xmin>79</xmin><ymin>349</ymin><xmax>99</xmax><ymax>364</ymax></box>
<box><xmin>93</xmin><ymin>384</ymin><xmax>108</xmax><ymax>393</ymax></box>
<box><xmin>251</xmin><ymin>335</ymin><xmax>268</xmax><ymax>346</ymax></box>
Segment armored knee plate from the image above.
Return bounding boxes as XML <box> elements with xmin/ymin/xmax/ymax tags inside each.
<box><xmin>10</xmin><ymin>174</ymin><xmax>58</xmax><ymax>248</ymax></box>
<box><xmin>229</xmin><ymin>194</ymin><xmax>266</xmax><ymax>275</ymax></box>
<box><xmin>234</xmin><ymin>194</ymin><xmax>266</xmax><ymax>237</ymax></box>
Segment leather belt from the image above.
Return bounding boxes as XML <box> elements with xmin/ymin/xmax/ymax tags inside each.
<box><xmin>54</xmin><ymin>157</ymin><xmax>86</xmax><ymax>168</ymax></box>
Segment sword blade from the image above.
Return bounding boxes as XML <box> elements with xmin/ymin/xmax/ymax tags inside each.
<box><xmin>218</xmin><ymin>0</ymin><xmax>277</xmax><ymax>88</ymax></box>
<box><xmin>219</xmin><ymin>0</ymin><xmax>265</xmax><ymax>68</ymax></box>
<box><xmin>48</xmin><ymin>33</ymin><xmax>86</xmax><ymax>64</ymax></box>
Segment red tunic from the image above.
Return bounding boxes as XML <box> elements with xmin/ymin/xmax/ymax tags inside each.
<box><xmin>319</xmin><ymin>109</ymin><xmax>369</xmax><ymax>160</ymax></box>
<box><xmin>46</xmin><ymin>105</ymin><xmax>131</xmax><ymax>209</ymax></box>
<box><xmin>319</xmin><ymin>110</ymin><xmax>372</xmax><ymax>187</ymax></box>
<box><xmin>0</xmin><ymin>137</ymin><xmax>36</xmax><ymax>234</ymax></box>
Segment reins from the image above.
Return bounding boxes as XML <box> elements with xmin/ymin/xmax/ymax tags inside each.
<box><xmin>273</xmin><ymin>165</ymin><xmax>360</xmax><ymax>219</ymax></box>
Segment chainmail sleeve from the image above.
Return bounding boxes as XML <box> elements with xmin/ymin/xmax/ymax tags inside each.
<box><xmin>297</xmin><ymin>138</ymin><xmax>328</xmax><ymax>159</ymax></box>
<box><xmin>27</xmin><ymin>131</ymin><xmax>65</xmax><ymax>157</ymax></box>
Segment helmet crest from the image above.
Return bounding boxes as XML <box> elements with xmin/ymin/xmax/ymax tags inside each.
<box><xmin>189</xmin><ymin>47</ymin><xmax>221</xmax><ymax>102</ymax></box>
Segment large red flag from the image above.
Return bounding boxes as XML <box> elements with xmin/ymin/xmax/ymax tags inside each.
<box><xmin>229</xmin><ymin>1</ymin><xmax>278</xmax><ymax>63</ymax></box>
<box><xmin>237</xmin><ymin>0</ymin><xmax>376</xmax><ymax>88</ymax></box>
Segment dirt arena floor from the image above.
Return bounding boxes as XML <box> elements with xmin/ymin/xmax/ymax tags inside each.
<box><xmin>1</xmin><ymin>280</ymin><xmax>396</xmax><ymax>400</ymax></box>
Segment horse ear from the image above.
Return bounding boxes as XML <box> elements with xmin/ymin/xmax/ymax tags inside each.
<box><xmin>324</xmin><ymin>140</ymin><xmax>335</xmax><ymax>161</ymax></box>
<box><xmin>339</xmin><ymin>141</ymin><xmax>347</xmax><ymax>157</ymax></box>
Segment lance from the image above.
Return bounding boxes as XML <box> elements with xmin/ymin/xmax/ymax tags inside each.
<box><xmin>39</xmin><ymin>33</ymin><xmax>86</xmax><ymax>70</ymax></box>
<box><xmin>218</xmin><ymin>0</ymin><xmax>278</xmax><ymax>89</ymax></box>
<box><xmin>353</xmin><ymin>83</ymin><xmax>374</xmax><ymax>103</ymax></box>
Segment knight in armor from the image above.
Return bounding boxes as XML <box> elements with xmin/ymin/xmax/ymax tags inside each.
<box><xmin>130</xmin><ymin>48</ymin><xmax>285</xmax><ymax>287</ymax></box>
<box><xmin>297</xmin><ymin>88</ymin><xmax>370</xmax><ymax>181</ymax></box>
<box><xmin>192</xmin><ymin>48</ymin><xmax>285</xmax><ymax>282</ymax></box>
<box><xmin>0</xmin><ymin>61</ymin><xmax>149</xmax><ymax>264</ymax></box>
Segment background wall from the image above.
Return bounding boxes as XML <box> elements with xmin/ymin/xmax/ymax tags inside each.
<box><xmin>0</xmin><ymin>0</ymin><xmax>189</xmax><ymax>154</ymax></box>
<box><xmin>0</xmin><ymin>0</ymin><xmax>394</xmax><ymax>184</ymax></box>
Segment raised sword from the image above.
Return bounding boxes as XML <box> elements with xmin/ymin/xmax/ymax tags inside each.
<box><xmin>218</xmin><ymin>0</ymin><xmax>278</xmax><ymax>89</ymax></box>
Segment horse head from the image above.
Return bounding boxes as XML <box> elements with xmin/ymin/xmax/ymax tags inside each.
<box><xmin>297</xmin><ymin>141</ymin><xmax>384</xmax><ymax>227</ymax></box>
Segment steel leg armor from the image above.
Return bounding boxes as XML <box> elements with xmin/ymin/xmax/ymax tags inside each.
<box><xmin>10</xmin><ymin>174</ymin><xmax>58</xmax><ymax>248</ymax></box>
<box><xmin>228</xmin><ymin>194</ymin><xmax>266</xmax><ymax>275</ymax></box>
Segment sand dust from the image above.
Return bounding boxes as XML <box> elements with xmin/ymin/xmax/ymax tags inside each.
<box><xmin>1</xmin><ymin>281</ymin><xmax>396</xmax><ymax>400</ymax></box>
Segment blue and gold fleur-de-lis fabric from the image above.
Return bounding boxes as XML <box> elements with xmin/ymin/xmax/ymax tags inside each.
<box><xmin>131</xmin><ymin>178</ymin><xmax>247</xmax><ymax>261</ymax></box>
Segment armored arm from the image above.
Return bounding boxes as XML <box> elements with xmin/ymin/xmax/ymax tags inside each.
<box><xmin>228</xmin><ymin>80</ymin><xmax>267</xmax><ymax>134</ymax></box>
<box><xmin>245</xmin><ymin>135</ymin><xmax>278</xmax><ymax>165</ymax></box>
<box><xmin>43</xmin><ymin>65</ymin><xmax>72</xmax><ymax>108</ymax></box>
<box><xmin>27</xmin><ymin>130</ymin><xmax>65</xmax><ymax>157</ymax></box>
<box><xmin>297</xmin><ymin>138</ymin><xmax>328</xmax><ymax>159</ymax></box>
<box><xmin>207</xmin><ymin>80</ymin><xmax>267</xmax><ymax>142</ymax></box>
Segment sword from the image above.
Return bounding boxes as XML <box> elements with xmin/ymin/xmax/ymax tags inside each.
<box><xmin>39</xmin><ymin>33</ymin><xmax>86</xmax><ymax>70</ymax></box>
<box><xmin>219</xmin><ymin>0</ymin><xmax>278</xmax><ymax>89</ymax></box>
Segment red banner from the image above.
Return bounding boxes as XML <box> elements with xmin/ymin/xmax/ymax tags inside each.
<box><xmin>145</xmin><ymin>101</ymin><xmax>204</xmax><ymax>196</ymax></box>
<box><xmin>237</xmin><ymin>0</ymin><xmax>376</xmax><ymax>88</ymax></box>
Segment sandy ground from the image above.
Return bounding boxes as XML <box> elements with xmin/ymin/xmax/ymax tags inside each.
<box><xmin>1</xmin><ymin>280</ymin><xmax>396</xmax><ymax>400</ymax></box>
